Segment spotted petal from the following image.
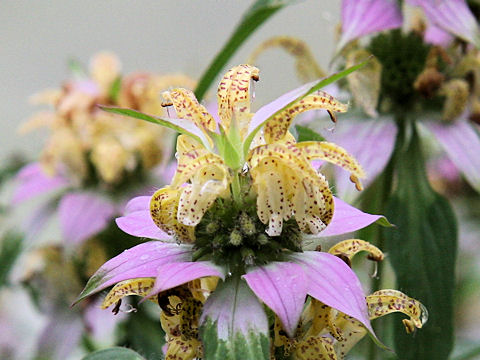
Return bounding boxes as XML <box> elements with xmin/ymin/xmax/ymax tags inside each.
<box><xmin>12</xmin><ymin>162</ymin><xmax>69</xmax><ymax>204</ymax></box>
<box><xmin>423</xmin><ymin>119</ymin><xmax>480</xmax><ymax>192</ymax></box>
<box><xmin>264</xmin><ymin>90</ymin><xmax>347</xmax><ymax>143</ymax></box>
<box><xmin>75</xmin><ymin>241</ymin><xmax>193</xmax><ymax>304</ymax></box>
<box><xmin>296</xmin><ymin>141</ymin><xmax>366</xmax><ymax>191</ymax></box>
<box><xmin>289</xmin><ymin>251</ymin><xmax>376</xmax><ymax>339</ymax></box>
<box><xmin>244</xmin><ymin>262</ymin><xmax>308</xmax><ymax>337</ymax></box>
<box><xmin>407</xmin><ymin>0</ymin><xmax>480</xmax><ymax>47</ymax></box>
<box><xmin>58</xmin><ymin>192</ymin><xmax>116</xmax><ymax>246</ymax></box>
<box><xmin>321</xmin><ymin>197</ymin><xmax>388</xmax><ymax>237</ymax></box>
<box><xmin>338</xmin><ymin>0</ymin><xmax>403</xmax><ymax>51</ymax></box>
<box><xmin>116</xmin><ymin>196</ymin><xmax>171</xmax><ymax>240</ymax></box>
<box><xmin>217</xmin><ymin>64</ymin><xmax>259</xmax><ymax>136</ymax></box>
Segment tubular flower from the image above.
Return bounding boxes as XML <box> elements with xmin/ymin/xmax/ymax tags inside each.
<box><xmin>249</xmin><ymin>1</ymin><xmax>480</xmax><ymax>201</ymax></box>
<box><xmin>13</xmin><ymin>52</ymin><xmax>195</xmax><ymax>246</ymax></box>
<box><xmin>77</xmin><ymin>65</ymin><xmax>422</xmax><ymax>359</ymax></box>
<box><xmin>146</xmin><ymin>64</ymin><xmax>363</xmax><ymax>240</ymax></box>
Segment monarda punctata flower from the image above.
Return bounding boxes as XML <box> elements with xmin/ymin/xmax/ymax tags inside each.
<box><xmin>76</xmin><ymin>64</ymin><xmax>425</xmax><ymax>359</ymax></box>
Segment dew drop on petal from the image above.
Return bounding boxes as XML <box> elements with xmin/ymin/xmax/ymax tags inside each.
<box><xmin>140</xmin><ymin>254</ymin><xmax>150</xmax><ymax>260</ymax></box>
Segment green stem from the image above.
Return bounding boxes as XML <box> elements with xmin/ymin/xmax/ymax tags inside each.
<box><xmin>231</xmin><ymin>172</ymin><xmax>242</xmax><ymax>206</ymax></box>
<box><xmin>365</xmin><ymin>116</ymin><xmax>407</xmax><ymax>360</ymax></box>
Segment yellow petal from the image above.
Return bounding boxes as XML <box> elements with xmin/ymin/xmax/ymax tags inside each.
<box><xmin>176</xmin><ymin>134</ymin><xmax>208</xmax><ymax>157</ymax></box>
<box><xmin>171</xmin><ymin>152</ymin><xmax>227</xmax><ymax>189</ymax></box>
<box><xmin>304</xmin><ymin>299</ymin><xmax>343</xmax><ymax>341</ymax></box>
<box><xmin>177</xmin><ymin>163</ymin><xmax>230</xmax><ymax>226</ymax></box>
<box><xmin>297</xmin><ymin>141</ymin><xmax>366</xmax><ymax>191</ymax></box>
<box><xmin>163</xmin><ymin>88</ymin><xmax>217</xmax><ymax>132</ymax></box>
<box><xmin>165</xmin><ymin>338</ymin><xmax>202</xmax><ymax>360</ymax></box>
<box><xmin>90</xmin><ymin>137</ymin><xmax>130</xmax><ymax>184</ymax></box>
<box><xmin>332</xmin><ymin>315</ymin><xmax>367</xmax><ymax>358</ymax></box>
<box><xmin>346</xmin><ymin>49</ymin><xmax>382</xmax><ymax>118</ymax></box>
<box><xmin>328</xmin><ymin>239</ymin><xmax>384</xmax><ymax>264</ymax></box>
<box><xmin>101</xmin><ymin>278</ymin><xmax>156</xmax><ymax>309</ymax></box>
<box><xmin>440</xmin><ymin>79</ymin><xmax>469</xmax><ymax>121</ymax></box>
<box><xmin>150</xmin><ymin>187</ymin><xmax>195</xmax><ymax>243</ymax></box>
<box><xmin>367</xmin><ymin>290</ymin><xmax>427</xmax><ymax>332</ymax></box>
<box><xmin>89</xmin><ymin>52</ymin><xmax>121</xmax><ymax>95</ymax></box>
<box><xmin>248</xmin><ymin>36</ymin><xmax>326</xmax><ymax>82</ymax></box>
<box><xmin>249</xmin><ymin>143</ymin><xmax>334</xmax><ymax>234</ymax></box>
<box><xmin>217</xmin><ymin>64</ymin><xmax>259</xmax><ymax>136</ymax></box>
<box><xmin>18</xmin><ymin>112</ymin><xmax>58</xmax><ymax>134</ymax></box>
<box><xmin>294</xmin><ymin>336</ymin><xmax>337</xmax><ymax>360</ymax></box>
<box><xmin>264</xmin><ymin>90</ymin><xmax>348</xmax><ymax>143</ymax></box>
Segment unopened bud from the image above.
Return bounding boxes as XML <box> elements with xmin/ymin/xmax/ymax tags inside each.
<box><xmin>229</xmin><ymin>229</ymin><xmax>243</xmax><ymax>246</ymax></box>
<box><xmin>206</xmin><ymin>221</ymin><xmax>219</xmax><ymax>234</ymax></box>
<box><xmin>257</xmin><ymin>234</ymin><xmax>269</xmax><ymax>245</ymax></box>
<box><xmin>239</xmin><ymin>212</ymin><xmax>256</xmax><ymax>236</ymax></box>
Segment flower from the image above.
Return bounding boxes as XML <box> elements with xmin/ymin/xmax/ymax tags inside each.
<box><xmin>315</xmin><ymin>0</ymin><xmax>480</xmax><ymax>200</ymax></box>
<box><xmin>13</xmin><ymin>52</ymin><xmax>193</xmax><ymax>246</ymax></box>
<box><xmin>76</xmin><ymin>65</ymin><xmax>424</xmax><ymax>359</ymax></box>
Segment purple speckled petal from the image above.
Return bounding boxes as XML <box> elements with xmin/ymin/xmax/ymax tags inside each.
<box><xmin>424</xmin><ymin>119</ymin><xmax>480</xmax><ymax>192</ymax></box>
<box><xmin>290</xmin><ymin>251</ymin><xmax>375</xmax><ymax>338</ymax></box>
<box><xmin>12</xmin><ymin>162</ymin><xmax>70</xmax><ymax>204</ymax></box>
<box><xmin>200</xmin><ymin>276</ymin><xmax>269</xmax><ymax>353</ymax></box>
<box><xmin>324</xmin><ymin>117</ymin><xmax>397</xmax><ymax>201</ymax></box>
<box><xmin>75</xmin><ymin>241</ymin><xmax>193</xmax><ymax>303</ymax></box>
<box><xmin>144</xmin><ymin>261</ymin><xmax>225</xmax><ymax>299</ymax></box>
<box><xmin>407</xmin><ymin>0</ymin><xmax>480</xmax><ymax>46</ymax></box>
<box><xmin>321</xmin><ymin>197</ymin><xmax>386</xmax><ymax>237</ymax></box>
<box><xmin>424</xmin><ymin>22</ymin><xmax>454</xmax><ymax>46</ymax></box>
<box><xmin>58</xmin><ymin>192</ymin><xmax>116</xmax><ymax>246</ymax></box>
<box><xmin>243</xmin><ymin>262</ymin><xmax>308</xmax><ymax>337</ymax></box>
<box><xmin>116</xmin><ymin>196</ymin><xmax>171</xmax><ymax>240</ymax></box>
<box><xmin>338</xmin><ymin>0</ymin><xmax>403</xmax><ymax>51</ymax></box>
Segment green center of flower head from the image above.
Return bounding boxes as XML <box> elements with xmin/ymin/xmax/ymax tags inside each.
<box><xmin>368</xmin><ymin>29</ymin><xmax>431</xmax><ymax>110</ymax></box>
<box><xmin>192</xmin><ymin>177</ymin><xmax>302</xmax><ymax>270</ymax></box>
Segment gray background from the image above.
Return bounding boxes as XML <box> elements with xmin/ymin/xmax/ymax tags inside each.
<box><xmin>0</xmin><ymin>0</ymin><xmax>340</xmax><ymax>162</ymax></box>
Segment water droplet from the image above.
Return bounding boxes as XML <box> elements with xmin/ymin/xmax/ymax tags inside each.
<box><xmin>140</xmin><ymin>254</ymin><xmax>150</xmax><ymax>260</ymax></box>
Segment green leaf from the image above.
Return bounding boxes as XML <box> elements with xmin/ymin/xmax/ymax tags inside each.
<box><xmin>0</xmin><ymin>231</ymin><xmax>23</xmax><ymax>288</ymax></box>
<box><xmin>123</xmin><ymin>307</ymin><xmax>166</xmax><ymax>360</ymax></box>
<box><xmin>194</xmin><ymin>0</ymin><xmax>300</xmax><ymax>101</ymax></box>
<box><xmin>109</xmin><ymin>76</ymin><xmax>122</xmax><ymax>103</ymax></box>
<box><xmin>82</xmin><ymin>347</ymin><xmax>146</xmax><ymax>360</ymax></box>
<box><xmin>100</xmin><ymin>106</ymin><xmax>212</xmax><ymax>151</ymax></box>
<box><xmin>384</xmin><ymin>123</ymin><xmax>456</xmax><ymax>360</ymax></box>
<box><xmin>200</xmin><ymin>275</ymin><xmax>270</xmax><ymax>360</ymax></box>
<box><xmin>294</xmin><ymin>124</ymin><xmax>326</xmax><ymax>142</ymax></box>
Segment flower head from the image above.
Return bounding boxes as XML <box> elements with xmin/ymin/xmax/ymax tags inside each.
<box><xmin>77</xmin><ymin>64</ymin><xmax>424</xmax><ymax>359</ymax></box>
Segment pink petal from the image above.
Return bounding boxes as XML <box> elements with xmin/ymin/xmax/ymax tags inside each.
<box><xmin>144</xmin><ymin>261</ymin><xmax>225</xmax><ymax>299</ymax></box>
<box><xmin>324</xmin><ymin>117</ymin><xmax>397</xmax><ymax>201</ymax></box>
<box><xmin>200</xmin><ymin>276</ymin><xmax>269</xmax><ymax>344</ymax></box>
<box><xmin>424</xmin><ymin>119</ymin><xmax>480</xmax><ymax>192</ymax></box>
<box><xmin>84</xmin><ymin>299</ymin><xmax>126</xmax><ymax>341</ymax></box>
<box><xmin>338</xmin><ymin>0</ymin><xmax>403</xmax><ymax>51</ymax></box>
<box><xmin>36</xmin><ymin>312</ymin><xmax>84</xmax><ymax>360</ymax></box>
<box><xmin>23</xmin><ymin>200</ymin><xmax>56</xmax><ymax>242</ymax></box>
<box><xmin>58</xmin><ymin>192</ymin><xmax>116</xmax><ymax>246</ymax></box>
<box><xmin>407</xmin><ymin>0</ymin><xmax>480</xmax><ymax>46</ymax></box>
<box><xmin>116</xmin><ymin>196</ymin><xmax>171</xmax><ymax>241</ymax></box>
<box><xmin>75</xmin><ymin>241</ymin><xmax>193</xmax><ymax>303</ymax></box>
<box><xmin>424</xmin><ymin>22</ymin><xmax>454</xmax><ymax>46</ymax></box>
<box><xmin>12</xmin><ymin>162</ymin><xmax>70</xmax><ymax>204</ymax></box>
<box><xmin>321</xmin><ymin>197</ymin><xmax>387</xmax><ymax>237</ymax></box>
<box><xmin>290</xmin><ymin>251</ymin><xmax>375</xmax><ymax>337</ymax></box>
<box><xmin>243</xmin><ymin>262</ymin><xmax>308</xmax><ymax>337</ymax></box>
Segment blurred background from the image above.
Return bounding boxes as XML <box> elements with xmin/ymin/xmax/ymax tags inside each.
<box><xmin>0</xmin><ymin>0</ymin><xmax>339</xmax><ymax>162</ymax></box>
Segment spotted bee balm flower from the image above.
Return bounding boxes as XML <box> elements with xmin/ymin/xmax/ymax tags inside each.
<box><xmin>76</xmin><ymin>65</ymin><xmax>425</xmax><ymax>359</ymax></box>
<box><xmin>13</xmin><ymin>52</ymin><xmax>195</xmax><ymax>246</ymax></box>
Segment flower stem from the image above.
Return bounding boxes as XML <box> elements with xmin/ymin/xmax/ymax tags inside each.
<box><xmin>231</xmin><ymin>172</ymin><xmax>242</xmax><ymax>206</ymax></box>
